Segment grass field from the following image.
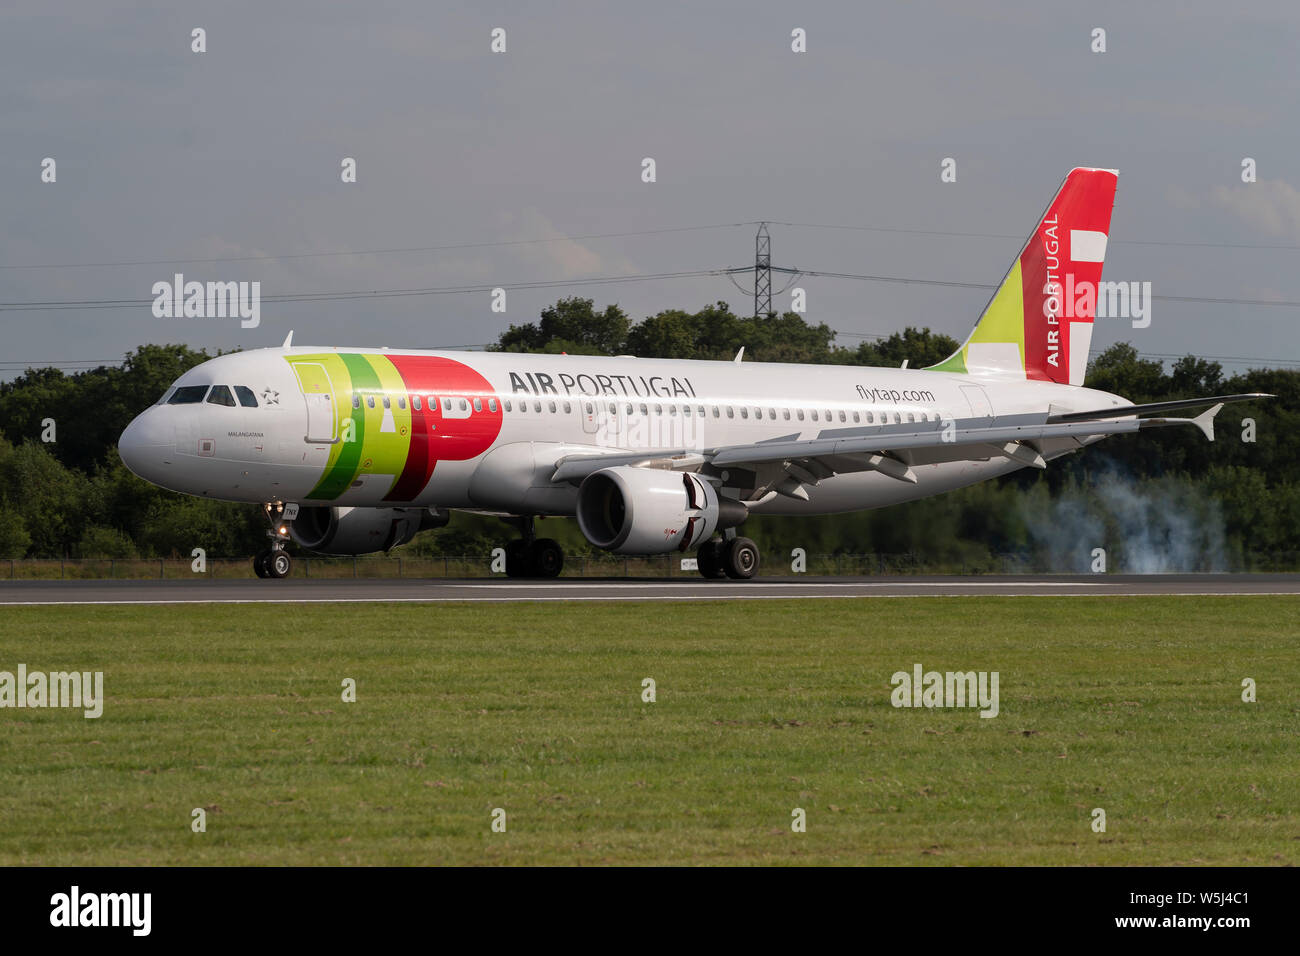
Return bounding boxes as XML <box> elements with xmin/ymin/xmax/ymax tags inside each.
<box><xmin>0</xmin><ymin>597</ymin><xmax>1296</xmax><ymax>865</ymax></box>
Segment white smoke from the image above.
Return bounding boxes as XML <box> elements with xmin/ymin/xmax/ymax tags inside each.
<box><xmin>1022</xmin><ymin>468</ymin><xmax>1227</xmax><ymax>573</ymax></box>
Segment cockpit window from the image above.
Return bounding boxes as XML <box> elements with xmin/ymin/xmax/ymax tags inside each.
<box><xmin>167</xmin><ymin>385</ymin><xmax>209</xmax><ymax>405</ymax></box>
<box><xmin>233</xmin><ymin>385</ymin><xmax>258</xmax><ymax>408</ymax></box>
<box><xmin>207</xmin><ymin>385</ymin><xmax>237</xmax><ymax>407</ymax></box>
<box><xmin>155</xmin><ymin>388</ymin><xmax>176</xmax><ymax>405</ymax></box>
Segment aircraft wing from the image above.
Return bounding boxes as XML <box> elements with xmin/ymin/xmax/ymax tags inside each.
<box><xmin>550</xmin><ymin>393</ymin><xmax>1271</xmax><ymax>492</ymax></box>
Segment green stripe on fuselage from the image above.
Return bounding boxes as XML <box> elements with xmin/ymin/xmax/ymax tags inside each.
<box><xmin>307</xmin><ymin>353</ymin><xmax>378</xmax><ymax>499</ymax></box>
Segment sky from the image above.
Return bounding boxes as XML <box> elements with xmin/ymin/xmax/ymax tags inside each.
<box><xmin>3</xmin><ymin>0</ymin><xmax>1299</xmax><ymax>379</ymax></box>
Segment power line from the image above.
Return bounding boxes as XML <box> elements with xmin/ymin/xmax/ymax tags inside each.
<box><xmin>749</xmin><ymin>265</ymin><xmax>1300</xmax><ymax>309</ymax></box>
<box><xmin>0</xmin><ymin>223</ymin><xmax>755</xmax><ymax>271</ymax></box>
<box><xmin>8</xmin><ymin>218</ymin><xmax>1298</xmax><ymax>274</ymax></box>
<box><xmin>0</xmin><ymin>269</ymin><xmax>728</xmax><ymax>313</ymax></box>
<box><xmin>830</xmin><ymin>332</ymin><xmax>1300</xmax><ymax>368</ymax></box>
<box><xmin>770</xmin><ymin>220</ymin><xmax>1300</xmax><ymax>252</ymax></box>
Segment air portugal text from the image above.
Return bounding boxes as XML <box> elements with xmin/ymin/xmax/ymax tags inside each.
<box><xmin>508</xmin><ymin>370</ymin><xmax>698</xmax><ymax>399</ymax></box>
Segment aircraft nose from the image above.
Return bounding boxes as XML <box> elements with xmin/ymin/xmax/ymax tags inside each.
<box><xmin>118</xmin><ymin>409</ymin><xmax>174</xmax><ymax>482</ymax></box>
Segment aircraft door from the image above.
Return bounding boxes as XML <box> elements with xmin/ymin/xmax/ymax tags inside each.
<box><xmin>959</xmin><ymin>383</ymin><xmax>994</xmax><ymax>422</ymax></box>
<box><xmin>293</xmin><ymin>362</ymin><xmax>339</xmax><ymax>444</ymax></box>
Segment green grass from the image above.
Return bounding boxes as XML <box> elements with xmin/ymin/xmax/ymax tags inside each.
<box><xmin>0</xmin><ymin>597</ymin><xmax>1297</xmax><ymax>865</ymax></box>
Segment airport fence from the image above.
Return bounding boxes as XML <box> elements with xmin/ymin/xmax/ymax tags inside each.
<box><xmin>2</xmin><ymin>551</ymin><xmax>1298</xmax><ymax>580</ymax></box>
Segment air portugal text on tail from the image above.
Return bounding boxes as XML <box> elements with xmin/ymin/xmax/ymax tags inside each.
<box><xmin>117</xmin><ymin>167</ymin><xmax>1270</xmax><ymax>581</ymax></box>
<box><xmin>929</xmin><ymin>167</ymin><xmax>1118</xmax><ymax>386</ymax></box>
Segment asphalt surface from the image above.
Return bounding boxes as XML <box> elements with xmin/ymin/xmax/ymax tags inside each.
<box><xmin>0</xmin><ymin>574</ymin><xmax>1296</xmax><ymax>604</ymax></box>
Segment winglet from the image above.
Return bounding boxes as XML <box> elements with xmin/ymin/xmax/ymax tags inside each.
<box><xmin>1193</xmin><ymin>403</ymin><xmax>1223</xmax><ymax>441</ymax></box>
<box><xmin>734</xmin><ymin>347</ymin><xmax>745</xmax><ymax>363</ymax></box>
<box><xmin>282</xmin><ymin>330</ymin><xmax>294</xmax><ymax>348</ymax></box>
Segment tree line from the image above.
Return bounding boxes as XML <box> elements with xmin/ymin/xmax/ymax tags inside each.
<box><xmin>0</xmin><ymin>299</ymin><xmax>1294</xmax><ymax>569</ymax></box>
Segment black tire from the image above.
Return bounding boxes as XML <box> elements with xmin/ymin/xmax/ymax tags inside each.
<box><xmin>723</xmin><ymin>537</ymin><xmax>760</xmax><ymax>580</ymax></box>
<box><xmin>253</xmin><ymin>551</ymin><xmax>270</xmax><ymax>578</ymax></box>
<box><xmin>505</xmin><ymin>539</ymin><xmax>534</xmax><ymax>578</ymax></box>
<box><xmin>530</xmin><ymin>538</ymin><xmax>564</xmax><ymax>578</ymax></box>
<box><xmin>696</xmin><ymin>540</ymin><xmax>727</xmax><ymax>579</ymax></box>
<box><xmin>268</xmin><ymin>550</ymin><xmax>292</xmax><ymax>579</ymax></box>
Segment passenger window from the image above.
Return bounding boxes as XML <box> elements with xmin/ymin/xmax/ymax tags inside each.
<box><xmin>797</xmin><ymin>409</ymin><xmax>805</xmax><ymax>421</ymax></box>
<box><xmin>413</xmin><ymin>396</ymin><xmax>422</xmax><ymax>411</ymax></box>
<box><xmin>366</xmin><ymin>396</ymin><xmax>375</xmax><ymax>409</ymax></box>
<box><xmin>697</xmin><ymin>406</ymin><xmax>705</xmax><ymax>416</ymax></box>
<box><xmin>768</xmin><ymin>409</ymin><xmax>775</xmax><ymax>420</ymax></box>
<box><xmin>383</xmin><ymin>396</ymin><xmax>391</xmax><ymax>409</ymax></box>
<box><xmin>234</xmin><ymin>385</ymin><xmax>258</xmax><ymax>408</ymax></box>
<box><xmin>783</xmin><ymin>409</ymin><xmax>791</xmax><ymax>420</ymax></box>
<box><xmin>839</xmin><ymin>410</ymin><xmax>847</xmax><ymax>422</ymax></box>
<box><xmin>562</xmin><ymin>401</ymin><xmax>571</xmax><ymax>414</ymax></box>
<box><xmin>504</xmin><ymin>399</ymin><xmax>512</xmax><ymax>412</ymax></box>
<box><xmin>459</xmin><ymin>399</ymin><xmax>468</xmax><ymax>411</ymax></box>
<box><xmin>625</xmin><ymin>403</ymin><xmax>633</xmax><ymax>415</ymax></box>
<box><xmin>810</xmin><ymin>410</ymin><xmax>818</xmax><ymax>422</ymax></box>
<box><xmin>536</xmin><ymin>401</ymin><xmax>544</xmax><ymax>413</ymax></box>
<box><xmin>640</xmin><ymin>404</ymin><xmax>649</xmax><ymax>415</ymax></box>
<box><xmin>168</xmin><ymin>385</ymin><xmax>210</xmax><ymax>405</ymax></box>
<box><xmin>606</xmin><ymin>402</ymin><xmax>615</xmax><ymax>415</ymax></box>
<box><xmin>712</xmin><ymin>406</ymin><xmax>720</xmax><ymax>418</ymax></box>
<box><xmin>489</xmin><ymin>398</ymin><xmax>498</xmax><ymax>413</ymax></box>
<box><xmin>428</xmin><ymin>396</ymin><xmax>437</xmax><ymax>409</ymax></box>
<box><xmin>740</xmin><ymin>408</ymin><xmax>748</xmax><ymax>419</ymax></box>
<box><xmin>551</xmin><ymin>402</ymin><xmax>559</xmax><ymax>414</ymax></box>
<box><xmin>473</xmin><ymin>398</ymin><xmax>482</xmax><ymax>412</ymax></box>
<box><xmin>584</xmin><ymin>402</ymin><xmax>593</xmax><ymax>415</ymax></box>
<box><xmin>519</xmin><ymin>401</ymin><xmax>527</xmax><ymax>413</ymax></box>
<box><xmin>206</xmin><ymin>385</ymin><xmax>237</xmax><ymax>407</ymax></box>
<box><xmin>398</xmin><ymin>396</ymin><xmax>406</xmax><ymax>410</ymax></box>
<box><xmin>866</xmin><ymin>411</ymin><xmax>874</xmax><ymax>423</ymax></box>
<box><xmin>654</xmin><ymin>404</ymin><xmax>662</xmax><ymax>415</ymax></box>
<box><xmin>669</xmin><ymin>405</ymin><xmax>677</xmax><ymax>416</ymax></box>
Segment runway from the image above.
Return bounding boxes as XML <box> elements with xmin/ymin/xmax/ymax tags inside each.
<box><xmin>0</xmin><ymin>574</ymin><xmax>1297</xmax><ymax>605</ymax></box>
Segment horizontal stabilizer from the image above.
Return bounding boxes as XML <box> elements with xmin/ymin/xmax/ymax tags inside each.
<box><xmin>1047</xmin><ymin>393</ymin><xmax>1271</xmax><ymax>424</ymax></box>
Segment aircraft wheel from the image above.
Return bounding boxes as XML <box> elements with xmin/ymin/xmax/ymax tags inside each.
<box><xmin>530</xmin><ymin>538</ymin><xmax>564</xmax><ymax>578</ymax></box>
<box><xmin>722</xmin><ymin>537</ymin><xmax>760</xmax><ymax>580</ymax></box>
<box><xmin>268</xmin><ymin>550</ymin><xmax>292</xmax><ymax>579</ymax></box>
<box><xmin>253</xmin><ymin>551</ymin><xmax>271</xmax><ymax>578</ymax></box>
<box><xmin>696</xmin><ymin>540</ymin><xmax>727</xmax><ymax>579</ymax></box>
<box><xmin>505</xmin><ymin>540</ymin><xmax>534</xmax><ymax>578</ymax></box>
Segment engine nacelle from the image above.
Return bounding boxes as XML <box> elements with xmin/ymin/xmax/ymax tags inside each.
<box><xmin>290</xmin><ymin>506</ymin><xmax>449</xmax><ymax>555</ymax></box>
<box><xmin>576</xmin><ymin>466</ymin><xmax>747</xmax><ymax>555</ymax></box>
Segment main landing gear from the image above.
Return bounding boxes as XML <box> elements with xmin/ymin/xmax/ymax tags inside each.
<box><xmin>696</xmin><ymin>534</ymin><xmax>760</xmax><ymax>580</ymax></box>
<box><xmin>254</xmin><ymin>501</ymin><xmax>295</xmax><ymax>579</ymax></box>
<box><xmin>502</xmin><ymin>516</ymin><xmax>564</xmax><ymax>579</ymax></box>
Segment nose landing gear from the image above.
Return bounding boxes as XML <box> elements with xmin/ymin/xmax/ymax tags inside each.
<box><xmin>254</xmin><ymin>501</ymin><xmax>297</xmax><ymax>579</ymax></box>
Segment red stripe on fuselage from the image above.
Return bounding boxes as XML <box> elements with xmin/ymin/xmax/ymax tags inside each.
<box><xmin>383</xmin><ymin>355</ymin><xmax>504</xmax><ymax>502</ymax></box>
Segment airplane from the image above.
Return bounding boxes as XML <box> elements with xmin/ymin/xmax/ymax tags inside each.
<box><xmin>118</xmin><ymin>168</ymin><xmax>1269</xmax><ymax>579</ymax></box>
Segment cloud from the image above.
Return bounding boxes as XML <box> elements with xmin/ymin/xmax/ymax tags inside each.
<box><xmin>1208</xmin><ymin>179</ymin><xmax>1300</xmax><ymax>241</ymax></box>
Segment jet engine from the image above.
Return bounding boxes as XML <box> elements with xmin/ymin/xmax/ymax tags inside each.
<box><xmin>576</xmin><ymin>466</ymin><xmax>747</xmax><ymax>554</ymax></box>
<box><xmin>290</xmin><ymin>506</ymin><xmax>449</xmax><ymax>555</ymax></box>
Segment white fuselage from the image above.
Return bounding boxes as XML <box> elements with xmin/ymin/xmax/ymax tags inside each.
<box><xmin>118</xmin><ymin>346</ymin><xmax>1123</xmax><ymax>516</ymax></box>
